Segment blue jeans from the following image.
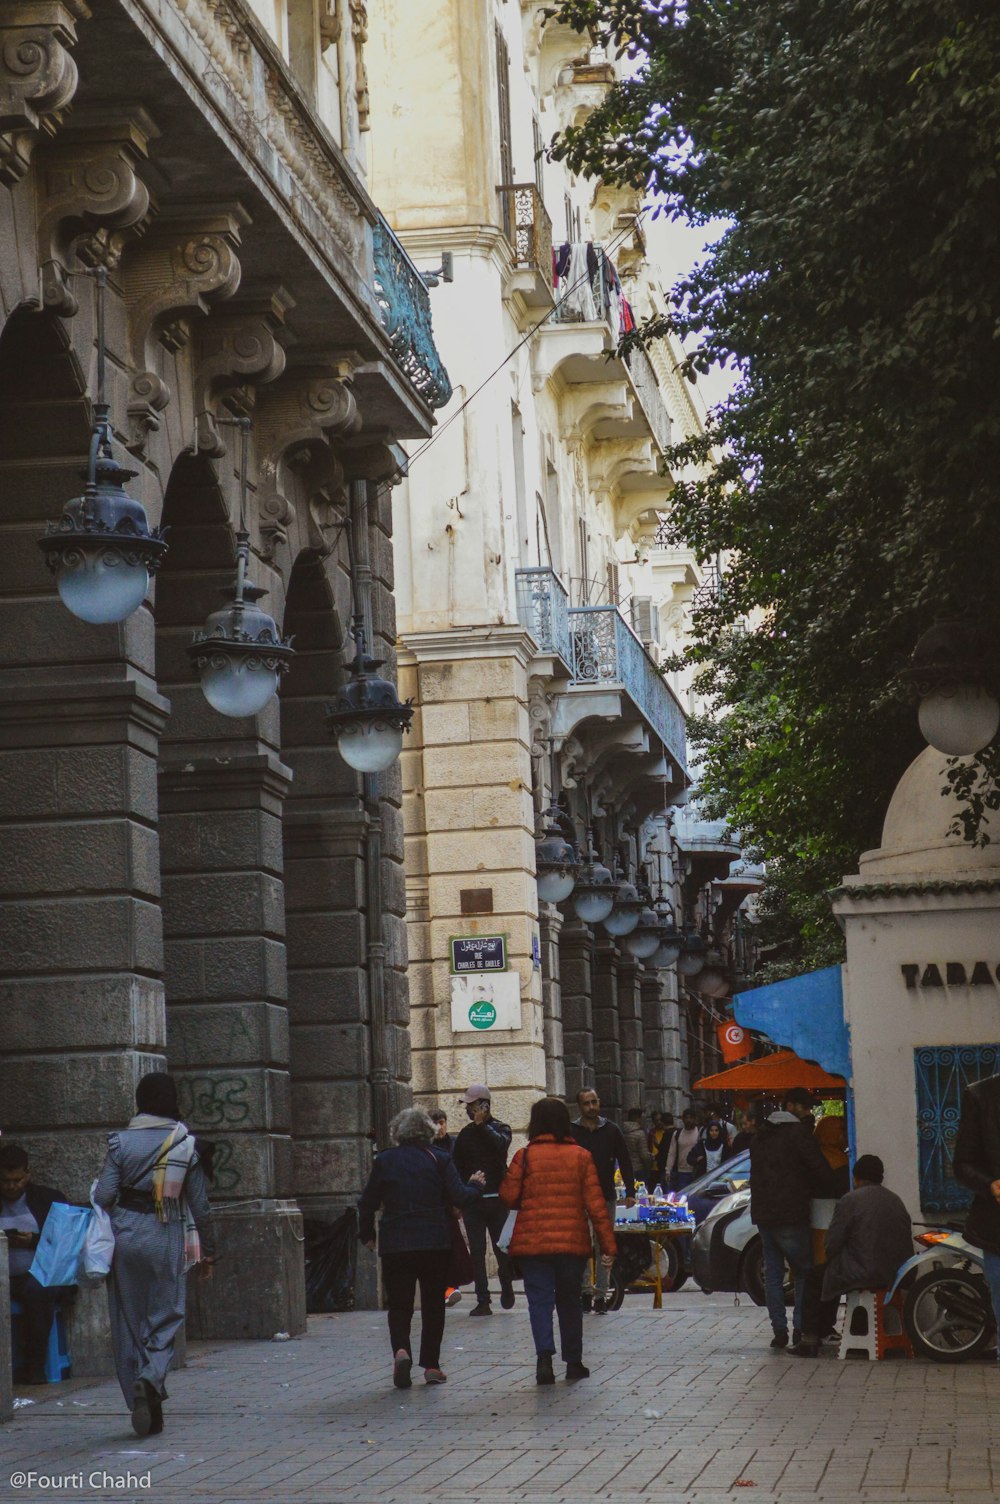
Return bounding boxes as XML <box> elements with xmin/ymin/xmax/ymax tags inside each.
<box><xmin>982</xmin><ymin>1249</ymin><xmax>1000</xmax><ymax>1363</ymax></box>
<box><xmin>759</xmin><ymin>1223</ymin><xmax>813</xmax><ymax>1336</ymax></box>
<box><xmin>519</xmin><ymin>1255</ymin><xmax>587</xmax><ymax>1362</ymax></box>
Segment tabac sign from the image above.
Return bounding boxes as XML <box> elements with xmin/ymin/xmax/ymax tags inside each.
<box><xmin>901</xmin><ymin>962</ymin><xmax>1000</xmax><ymax>989</ymax></box>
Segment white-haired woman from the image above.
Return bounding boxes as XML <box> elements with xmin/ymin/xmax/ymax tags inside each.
<box><xmin>359</xmin><ymin>1107</ymin><xmax>485</xmax><ymax>1387</ymax></box>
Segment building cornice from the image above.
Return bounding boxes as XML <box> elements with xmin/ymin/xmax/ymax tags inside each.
<box><xmin>830</xmin><ymin>876</ymin><xmax>1000</xmax><ymax>907</ymax></box>
<box><xmin>399</xmin><ymin>624</ymin><xmax>538</xmax><ymax>668</ymax></box>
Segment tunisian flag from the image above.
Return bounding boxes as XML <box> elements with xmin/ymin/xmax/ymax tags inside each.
<box><xmin>717</xmin><ymin>1021</ymin><xmax>752</xmax><ymax>1064</ymax></box>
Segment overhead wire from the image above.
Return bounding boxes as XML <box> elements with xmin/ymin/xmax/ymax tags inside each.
<box><xmin>405</xmin><ymin>209</ymin><xmax>649</xmax><ymax>473</ymax></box>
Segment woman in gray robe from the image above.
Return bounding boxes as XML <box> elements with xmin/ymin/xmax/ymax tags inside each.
<box><xmin>94</xmin><ymin>1071</ymin><xmax>215</xmax><ymax>1436</ymax></box>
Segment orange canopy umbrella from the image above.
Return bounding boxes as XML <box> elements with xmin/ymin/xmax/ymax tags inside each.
<box><xmin>693</xmin><ymin>1048</ymin><xmax>846</xmax><ymax>1096</ymax></box>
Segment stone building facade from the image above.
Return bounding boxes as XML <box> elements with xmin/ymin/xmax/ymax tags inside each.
<box><xmin>0</xmin><ymin>0</ymin><xmax>450</xmax><ymax>1365</ymax></box>
<box><xmin>365</xmin><ymin>1</ymin><xmax>755</xmax><ymax>1131</ymax></box>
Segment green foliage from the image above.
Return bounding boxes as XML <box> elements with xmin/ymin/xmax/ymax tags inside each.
<box><xmin>549</xmin><ymin>0</ymin><xmax>1000</xmax><ymax>974</ymax></box>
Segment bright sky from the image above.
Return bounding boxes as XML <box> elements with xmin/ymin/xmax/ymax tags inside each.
<box><xmin>645</xmin><ymin>210</ymin><xmax>738</xmax><ymax>412</ymax></box>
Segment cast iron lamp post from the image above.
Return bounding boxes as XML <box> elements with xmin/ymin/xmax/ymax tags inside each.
<box><xmin>602</xmin><ymin>870</ymin><xmax>644</xmax><ymax>937</ymax></box>
<box><xmin>38</xmin><ymin>268</ymin><xmax>167</xmax><ymax>622</ymax></box>
<box><xmin>534</xmin><ymin>804</ymin><xmax>580</xmax><ymax>903</ymax></box>
<box><xmin>906</xmin><ymin>620</ymin><xmax>1000</xmax><ymax>757</ymax></box>
<box><xmin>572</xmin><ymin>833</ymin><xmax>615</xmax><ymax>924</ymax></box>
<box><xmin>326</xmin><ymin>613</ymin><xmax>415</xmax><ymax>772</ymax></box>
<box><xmin>188</xmin><ymin>418</ymin><xmax>294</xmax><ymax>718</ymax></box>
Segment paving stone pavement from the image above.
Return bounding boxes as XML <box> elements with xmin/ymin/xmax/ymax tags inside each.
<box><xmin>1</xmin><ymin>1288</ymin><xmax>998</xmax><ymax>1503</ymax></box>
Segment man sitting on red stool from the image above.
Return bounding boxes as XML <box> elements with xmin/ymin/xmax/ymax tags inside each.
<box><xmin>1</xmin><ymin>1143</ymin><xmax>68</xmax><ymax>1384</ymax></box>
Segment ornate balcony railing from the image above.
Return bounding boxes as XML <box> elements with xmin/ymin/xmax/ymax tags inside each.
<box><xmin>371</xmin><ymin>217</ymin><xmax>453</xmax><ymax>410</ymax></box>
<box><xmin>498</xmin><ymin>183</ymin><xmax>553</xmax><ymax>288</ymax></box>
<box><xmin>623</xmin><ymin>344</ymin><xmax>672</xmax><ymax>455</ymax></box>
<box><xmin>568</xmin><ymin>604</ymin><xmax>687</xmax><ymax>772</ymax></box>
<box><xmin>692</xmin><ymin>563</ymin><xmax>723</xmax><ymax>613</ymax></box>
<box><xmin>515</xmin><ymin>567</ymin><xmax>572</xmax><ymax>670</ymax></box>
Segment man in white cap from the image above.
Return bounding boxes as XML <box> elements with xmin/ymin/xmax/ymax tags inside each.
<box><xmin>453</xmin><ymin>1085</ymin><xmax>515</xmax><ymax>1315</ymax></box>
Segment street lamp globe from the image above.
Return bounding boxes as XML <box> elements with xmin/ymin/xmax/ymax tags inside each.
<box><xmin>907</xmin><ymin>620</ymin><xmax>1000</xmax><ymax>757</ymax></box>
<box><xmin>677</xmin><ymin>933</ymin><xmax>706</xmax><ymax>977</ymax></box>
<box><xmin>622</xmin><ymin>904</ymin><xmax>661</xmax><ymax>959</ymax></box>
<box><xmin>190</xmin><ymin>538</ymin><xmax>294</xmax><ymax>719</ymax></box>
<box><xmin>326</xmin><ymin>615</ymin><xmax>414</xmax><ymax>773</ymax></box>
<box><xmin>39</xmin><ymin>451</ymin><xmax>167</xmax><ymax>625</ymax></box>
<box><xmin>698</xmin><ymin>966</ymin><xmax>730</xmax><ymax>998</ymax></box>
<box><xmin>602</xmin><ymin>878</ymin><xmax>643</xmax><ymax>937</ymax></box>
<box><xmin>572</xmin><ymin>850</ymin><xmax>615</xmax><ymax>924</ymax></box>
<box><xmin>534</xmin><ymin>819</ymin><xmax>579</xmax><ymax>904</ymax></box>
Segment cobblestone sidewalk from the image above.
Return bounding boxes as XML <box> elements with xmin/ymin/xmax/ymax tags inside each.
<box><xmin>1</xmin><ymin>1289</ymin><xmax>998</xmax><ymax>1503</ymax></box>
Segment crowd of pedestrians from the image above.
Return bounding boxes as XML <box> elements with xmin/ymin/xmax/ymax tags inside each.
<box><xmin>15</xmin><ymin>1074</ymin><xmax>987</xmax><ymax>1423</ymax></box>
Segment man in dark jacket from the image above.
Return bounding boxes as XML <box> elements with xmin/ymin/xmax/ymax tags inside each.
<box><xmin>821</xmin><ymin>1154</ymin><xmax>912</xmax><ymax>1300</ymax></box>
<box><xmin>452</xmin><ymin>1085</ymin><xmax>515</xmax><ymax>1315</ymax></box>
<box><xmin>571</xmin><ymin>1088</ymin><xmax>635</xmax><ymax>1313</ymax></box>
<box><xmin>749</xmin><ymin>1092</ymin><xmax>838</xmax><ymax>1355</ymax></box>
<box><xmin>953</xmin><ymin>1073</ymin><xmax>1000</xmax><ymax>1358</ymax></box>
<box><xmin>0</xmin><ymin>1143</ymin><xmax>68</xmax><ymax>1384</ymax></box>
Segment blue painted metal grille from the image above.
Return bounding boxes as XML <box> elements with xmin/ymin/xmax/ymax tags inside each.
<box><xmin>915</xmin><ymin>1044</ymin><xmax>1000</xmax><ymax>1213</ymax></box>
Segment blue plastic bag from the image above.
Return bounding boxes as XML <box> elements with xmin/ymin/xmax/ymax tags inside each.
<box><xmin>28</xmin><ymin>1202</ymin><xmax>92</xmax><ymax>1287</ymax></box>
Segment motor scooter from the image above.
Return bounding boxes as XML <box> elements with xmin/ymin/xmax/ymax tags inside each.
<box><xmin>885</xmin><ymin>1226</ymin><xmax>996</xmax><ymax>1362</ymax></box>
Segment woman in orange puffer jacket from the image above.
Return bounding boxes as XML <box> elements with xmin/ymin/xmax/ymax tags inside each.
<box><xmin>500</xmin><ymin>1096</ymin><xmax>617</xmax><ymax>1385</ymax></box>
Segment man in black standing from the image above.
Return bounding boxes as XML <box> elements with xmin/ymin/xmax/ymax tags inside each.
<box><xmin>453</xmin><ymin>1085</ymin><xmax>515</xmax><ymax>1315</ymax></box>
<box><xmin>749</xmin><ymin>1091</ymin><xmax>838</xmax><ymax>1356</ymax></box>
<box><xmin>571</xmin><ymin>1088</ymin><xmax>635</xmax><ymax>1313</ymax></box>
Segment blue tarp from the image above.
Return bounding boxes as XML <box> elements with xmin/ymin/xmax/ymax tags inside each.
<box><xmin>733</xmin><ymin>965</ymin><xmax>851</xmax><ymax>1081</ymax></box>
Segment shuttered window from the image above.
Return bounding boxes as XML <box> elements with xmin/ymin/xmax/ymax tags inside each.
<box><xmin>496</xmin><ymin>22</ymin><xmax>513</xmax><ymax>238</ymax></box>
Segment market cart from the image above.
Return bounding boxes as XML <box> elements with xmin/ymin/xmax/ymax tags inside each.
<box><xmin>610</xmin><ymin>1219</ymin><xmax>695</xmax><ymax>1309</ymax></box>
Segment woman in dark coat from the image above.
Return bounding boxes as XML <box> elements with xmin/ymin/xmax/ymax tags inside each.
<box><xmin>359</xmin><ymin>1107</ymin><xmax>484</xmax><ymax>1387</ymax></box>
<box><xmin>94</xmin><ymin>1072</ymin><xmax>215</xmax><ymax>1437</ymax></box>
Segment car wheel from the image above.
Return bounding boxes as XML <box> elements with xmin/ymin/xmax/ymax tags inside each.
<box><xmin>741</xmin><ymin>1236</ymin><xmax>767</xmax><ymax>1306</ymax></box>
<box><xmin>903</xmin><ymin>1268</ymin><xmax>995</xmax><ymax>1363</ymax></box>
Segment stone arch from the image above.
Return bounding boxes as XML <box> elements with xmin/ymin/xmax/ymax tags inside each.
<box><xmin>153</xmin><ymin>444</ymin><xmax>303</xmax><ymax>1339</ymax></box>
<box><xmin>278</xmin><ymin>548</ymin><xmax>375</xmax><ymax>1231</ymax></box>
<box><xmin>0</xmin><ymin>304</ymin><xmax>169</xmax><ymax>1215</ymax></box>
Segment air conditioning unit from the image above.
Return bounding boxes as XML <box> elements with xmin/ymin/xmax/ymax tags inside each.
<box><xmin>631</xmin><ymin>596</ymin><xmax>659</xmax><ymax>648</ymax></box>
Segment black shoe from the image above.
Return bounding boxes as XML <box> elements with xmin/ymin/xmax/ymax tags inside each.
<box><xmin>393</xmin><ymin>1351</ymin><xmax>413</xmax><ymax>1389</ymax></box>
<box><xmin>536</xmin><ymin>1353</ymin><xmax>555</xmax><ymax>1385</ymax></box>
<box><xmin>593</xmin><ymin>1297</ymin><xmax>608</xmax><ymax>1315</ymax></box>
<box><xmin>500</xmin><ymin>1284</ymin><xmax>515</xmax><ymax>1310</ymax></box>
<box><xmin>565</xmin><ymin>1361</ymin><xmax>590</xmax><ymax>1381</ymax></box>
<box><xmin>149</xmin><ymin>1398</ymin><xmax>164</xmax><ymax>1436</ymax></box>
<box><xmin>581</xmin><ymin>1293</ymin><xmax>593</xmax><ymax>1313</ymax></box>
<box><xmin>789</xmin><ymin>1341</ymin><xmax>819</xmax><ymax>1358</ymax></box>
<box><xmin>131</xmin><ymin>1380</ymin><xmax>153</xmax><ymax>1438</ymax></box>
<box><xmin>469</xmin><ymin>1301</ymin><xmax>493</xmax><ymax>1316</ymax></box>
<box><xmin>770</xmin><ymin>1331</ymin><xmax>789</xmax><ymax>1349</ymax></box>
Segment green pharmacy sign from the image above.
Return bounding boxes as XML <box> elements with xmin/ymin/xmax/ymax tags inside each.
<box><xmin>468</xmin><ymin>999</ymin><xmax>497</xmax><ymax>1030</ymax></box>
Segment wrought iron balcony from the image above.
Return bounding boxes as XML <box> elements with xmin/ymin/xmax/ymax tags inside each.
<box><xmin>498</xmin><ymin>183</ymin><xmax>554</xmax><ymax>307</ymax></box>
<box><xmin>623</xmin><ymin>344</ymin><xmax>672</xmax><ymax>455</ymax></box>
<box><xmin>515</xmin><ymin>567</ymin><xmax>572</xmax><ymax>671</ymax></box>
<box><xmin>568</xmin><ymin>604</ymin><xmax>687</xmax><ymax>774</ymax></box>
<box><xmin>371</xmin><ymin>217</ymin><xmax>453</xmax><ymax>411</ymax></box>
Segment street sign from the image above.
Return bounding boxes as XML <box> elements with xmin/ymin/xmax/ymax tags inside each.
<box><xmin>449</xmin><ymin>934</ymin><xmax>507</xmax><ymax>974</ymax></box>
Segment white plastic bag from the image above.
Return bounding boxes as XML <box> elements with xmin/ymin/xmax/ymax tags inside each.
<box><xmin>79</xmin><ymin>1182</ymin><xmax>114</xmax><ymax>1282</ymax></box>
<box><xmin>497</xmin><ymin>1209</ymin><xmax>518</xmax><ymax>1253</ymax></box>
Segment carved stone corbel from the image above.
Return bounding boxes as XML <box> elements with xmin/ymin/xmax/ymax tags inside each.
<box><xmin>123</xmin><ymin>205</ymin><xmax>247</xmax><ymax>449</ymax></box>
<box><xmin>193</xmin><ymin>288</ymin><xmax>292</xmax><ymax>457</ymax></box>
<box><xmin>35</xmin><ymin>109</ymin><xmax>155</xmax><ymax>315</ymax></box>
<box><xmin>0</xmin><ymin>1</ymin><xmax>88</xmax><ymax>186</ymax></box>
<box><xmin>255</xmin><ymin>365</ymin><xmax>360</xmax><ymax>558</ymax></box>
